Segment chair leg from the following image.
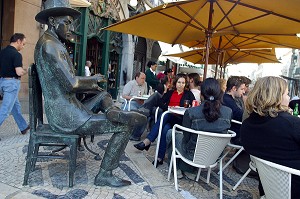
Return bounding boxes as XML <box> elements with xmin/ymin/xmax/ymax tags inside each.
<box><xmin>23</xmin><ymin>137</ymin><xmax>35</xmax><ymax>185</ymax></box>
<box><xmin>196</xmin><ymin>168</ymin><xmax>201</xmax><ymax>182</ymax></box>
<box><xmin>173</xmin><ymin>154</ymin><xmax>178</xmax><ymax>191</ymax></box>
<box><xmin>90</xmin><ymin>135</ymin><xmax>94</xmax><ymax>143</ymax></box>
<box><xmin>232</xmin><ymin>167</ymin><xmax>251</xmax><ymax>190</ymax></box>
<box><xmin>31</xmin><ymin>143</ymin><xmax>40</xmax><ymax>172</ymax></box>
<box><xmin>206</xmin><ymin>168</ymin><xmax>211</xmax><ymax>183</ymax></box>
<box><xmin>219</xmin><ymin>158</ymin><xmax>223</xmax><ymax>199</ymax></box>
<box><xmin>68</xmin><ymin>139</ymin><xmax>78</xmax><ymax>187</ymax></box>
<box><xmin>167</xmin><ymin>153</ymin><xmax>173</xmax><ymax>181</ymax></box>
<box><xmin>222</xmin><ymin>147</ymin><xmax>244</xmax><ymax>172</ymax></box>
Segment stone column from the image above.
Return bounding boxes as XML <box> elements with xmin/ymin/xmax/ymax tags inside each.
<box><xmin>121</xmin><ymin>34</ymin><xmax>135</xmax><ymax>85</ymax></box>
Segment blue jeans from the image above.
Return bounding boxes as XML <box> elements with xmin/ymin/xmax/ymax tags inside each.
<box><xmin>122</xmin><ymin>100</ymin><xmax>142</xmax><ymax>111</ymax></box>
<box><xmin>0</xmin><ymin>78</ymin><xmax>28</xmax><ymax>131</ymax></box>
<box><xmin>147</xmin><ymin>112</ymin><xmax>183</xmax><ymax>159</ymax></box>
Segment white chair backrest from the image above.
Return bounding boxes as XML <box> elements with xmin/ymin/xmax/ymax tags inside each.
<box><xmin>251</xmin><ymin>155</ymin><xmax>300</xmax><ymax>199</ymax></box>
<box><xmin>231</xmin><ymin>119</ymin><xmax>242</xmax><ymax>125</ymax></box>
<box><xmin>173</xmin><ymin>125</ymin><xmax>236</xmax><ymax>166</ymax></box>
<box><xmin>119</xmin><ymin>96</ymin><xmax>128</xmax><ymax>110</ymax></box>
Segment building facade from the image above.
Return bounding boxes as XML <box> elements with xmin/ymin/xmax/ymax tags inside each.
<box><xmin>3</xmin><ymin>0</ymin><xmax>161</xmax><ymax>99</ymax></box>
<box><xmin>0</xmin><ymin>0</ymin><xmax>41</xmax><ymax>98</ymax></box>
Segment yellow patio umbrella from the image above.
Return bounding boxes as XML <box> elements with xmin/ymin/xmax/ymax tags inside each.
<box><xmin>165</xmin><ymin>48</ymin><xmax>279</xmax><ymax>77</ymax></box>
<box><xmin>183</xmin><ymin>34</ymin><xmax>300</xmax><ymax>51</ymax></box>
<box><xmin>70</xmin><ymin>0</ymin><xmax>91</xmax><ymax>7</ymax></box>
<box><xmin>104</xmin><ymin>0</ymin><xmax>300</xmax><ymax>78</ymax></box>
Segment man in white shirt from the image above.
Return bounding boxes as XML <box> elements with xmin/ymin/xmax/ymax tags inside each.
<box><xmin>85</xmin><ymin>60</ymin><xmax>92</xmax><ymax>76</ymax></box>
<box><xmin>122</xmin><ymin>72</ymin><xmax>148</xmax><ymax>141</ymax></box>
<box><xmin>122</xmin><ymin>72</ymin><xmax>147</xmax><ymax>111</ymax></box>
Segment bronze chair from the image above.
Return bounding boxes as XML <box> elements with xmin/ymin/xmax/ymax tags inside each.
<box><xmin>23</xmin><ymin>64</ymin><xmax>79</xmax><ymax>187</ymax></box>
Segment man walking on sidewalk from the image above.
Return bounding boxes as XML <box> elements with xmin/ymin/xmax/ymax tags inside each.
<box><xmin>0</xmin><ymin>33</ymin><xmax>30</xmax><ymax>136</ymax></box>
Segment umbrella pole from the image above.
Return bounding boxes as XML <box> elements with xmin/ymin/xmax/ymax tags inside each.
<box><xmin>204</xmin><ymin>0</ymin><xmax>214</xmax><ymax>80</ymax></box>
<box><xmin>214</xmin><ymin>51</ymin><xmax>221</xmax><ymax>78</ymax></box>
<box><xmin>204</xmin><ymin>38</ymin><xmax>209</xmax><ymax>79</ymax></box>
<box><xmin>220</xmin><ymin>51</ymin><xmax>225</xmax><ymax>78</ymax></box>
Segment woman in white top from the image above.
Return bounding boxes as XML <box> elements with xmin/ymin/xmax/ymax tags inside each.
<box><xmin>188</xmin><ymin>73</ymin><xmax>201</xmax><ymax>103</ymax></box>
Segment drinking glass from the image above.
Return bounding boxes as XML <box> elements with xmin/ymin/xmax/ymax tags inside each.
<box><xmin>184</xmin><ymin>100</ymin><xmax>190</xmax><ymax>108</ymax></box>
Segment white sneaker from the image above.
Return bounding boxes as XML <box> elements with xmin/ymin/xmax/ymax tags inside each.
<box><xmin>260</xmin><ymin>196</ymin><xmax>266</xmax><ymax>199</ymax></box>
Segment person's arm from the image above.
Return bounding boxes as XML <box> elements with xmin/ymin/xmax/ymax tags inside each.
<box><xmin>14</xmin><ymin>52</ymin><xmax>27</xmax><ymax>76</ymax></box>
<box><xmin>159</xmin><ymin>90</ymin><xmax>172</xmax><ymax>111</ymax></box>
<box><xmin>15</xmin><ymin>67</ymin><xmax>27</xmax><ymax>76</ymax></box>
<box><xmin>44</xmin><ymin>41</ymin><xmax>103</xmax><ymax>93</ymax></box>
<box><xmin>122</xmin><ymin>81</ymin><xmax>134</xmax><ymax>100</ymax></box>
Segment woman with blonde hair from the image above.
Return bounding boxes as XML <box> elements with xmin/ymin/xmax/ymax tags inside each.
<box><xmin>241</xmin><ymin>76</ymin><xmax>300</xmax><ymax>198</ymax></box>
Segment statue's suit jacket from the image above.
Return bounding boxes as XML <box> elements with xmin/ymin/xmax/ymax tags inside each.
<box><xmin>35</xmin><ymin>30</ymin><xmax>99</xmax><ymax>133</ymax></box>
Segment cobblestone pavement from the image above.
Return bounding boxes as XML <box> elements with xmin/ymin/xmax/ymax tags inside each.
<box><xmin>0</xmin><ymin>99</ymin><xmax>260</xmax><ymax>199</ymax></box>
<box><xmin>136</xmin><ymin>139</ymin><xmax>260</xmax><ymax>199</ymax></box>
<box><xmin>0</xmin><ymin>114</ymin><xmax>181</xmax><ymax>199</ymax></box>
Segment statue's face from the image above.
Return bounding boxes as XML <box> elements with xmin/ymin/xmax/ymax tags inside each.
<box><xmin>53</xmin><ymin>16</ymin><xmax>74</xmax><ymax>42</ymax></box>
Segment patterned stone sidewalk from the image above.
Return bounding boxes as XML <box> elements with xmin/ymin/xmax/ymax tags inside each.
<box><xmin>0</xmin><ymin>114</ymin><xmax>181</xmax><ymax>199</ymax></box>
<box><xmin>0</xmin><ymin>99</ymin><xmax>260</xmax><ymax>199</ymax></box>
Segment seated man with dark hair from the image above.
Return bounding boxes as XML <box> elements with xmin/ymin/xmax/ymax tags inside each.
<box><xmin>222</xmin><ymin>76</ymin><xmax>246</xmax><ymax>144</ymax></box>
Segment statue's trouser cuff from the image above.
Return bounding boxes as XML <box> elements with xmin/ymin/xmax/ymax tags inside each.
<box><xmin>100</xmin><ymin>126</ymin><xmax>132</xmax><ymax>171</ymax></box>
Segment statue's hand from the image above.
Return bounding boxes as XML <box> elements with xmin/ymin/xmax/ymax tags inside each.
<box><xmin>95</xmin><ymin>74</ymin><xmax>107</xmax><ymax>83</ymax></box>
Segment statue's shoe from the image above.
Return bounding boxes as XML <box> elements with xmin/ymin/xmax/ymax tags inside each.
<box><xmin>94</xmin><ymin>173</ymin><xmax>131</xmax><ymax>187</ymax></box>
<box><xmin>107</xmin><ymin>108</ymin><xmax>147</xmax><ymax>126</ymax></box>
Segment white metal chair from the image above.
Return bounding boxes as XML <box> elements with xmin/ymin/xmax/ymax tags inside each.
<box><xmin>119</xmin><ymin>96</ymin><xmax>128</xmax><ymax>110</ymax></box>
<box><xmin>221</xmin><ymin>120</ymin><xmax>244</xmax><ymax>172</ymax></box>
<box><xmin>232</xmin><ymin>160</ymin><xmax>257</xmax><ymax>190</ymax></box>
<box><xmin>220</xmin><ymin>119</ymin><xmax>254</xmax><ymax>191</ymax></box>
<box><xmin>167</xmin><ymin>124</ymin><xmax>236</xmax><ymax>199</ymax></box>
<box><xmin>251</xmin><ymin>155</ymin><xmax>300</xmax><ymax>199</ymax></box>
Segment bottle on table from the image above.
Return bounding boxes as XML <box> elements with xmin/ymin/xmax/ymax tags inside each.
<box><xmin>293</xmin><ymin>103</ymin><xmax>299</xmax><ymax>116</ymax></box>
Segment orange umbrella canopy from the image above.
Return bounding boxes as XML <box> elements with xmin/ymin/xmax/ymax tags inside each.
<box><xmin>165</xmin><ymin>48</ymin><xmax>279</xmax><ymax>65</ymax></box>
<box><xmin>104</xmin><ymin>0</ymin><xmax>300</xmax><ymax>77</ymax></box>
<box><xmin>183</xmin><ymin>34</ymin><xmax>300</xmax><ymax>50</ymax></box>
<box><xmin>105</xmin><ymin>0</ymin><xmax>300</xmax><ymax>45</ymax></box>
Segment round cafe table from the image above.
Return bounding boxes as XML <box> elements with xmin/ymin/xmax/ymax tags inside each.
<box><xmin>128</xmin><ymin>95</ymin><xmax>150</xmax><ymax>111</ymax></box>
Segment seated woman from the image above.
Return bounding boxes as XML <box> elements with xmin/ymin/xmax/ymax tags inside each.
<box><xmin>241</xmin><ymin>76</ymin><xmax>300</xmax><ymax>198</ymax></box>
<box><xmin>166</xmin><ymin>78</ymin><xmax>232</xmax><ymax>174</ymax></box>
<box><xmin>134</xmin><ymin>73</ymin><xmax>195</xmax><ymax>166</ymax></box>
<box><xmin>188</xmin><ymin>73</ymin><xmax>201</xmax><ymax>103</ymax></box>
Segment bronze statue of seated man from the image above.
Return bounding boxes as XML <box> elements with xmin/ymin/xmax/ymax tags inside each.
<box><xmin>34</xmin><ymin>0</ymin><xmax>147</xmax><ymax>187</ymax></box>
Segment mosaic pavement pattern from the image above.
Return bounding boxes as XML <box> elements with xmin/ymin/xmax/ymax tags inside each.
<box><xmin>140</xmin><ymin>140</ymin><xmax>260</xmax><ymax>199</ymax></box>
<box><xmin>0</xmin><ymin>115</ymin><xmax>157</xmax><ymax>199</ymax></box>
<box><xmin>0</xmin><ymin>113</ymin><xmax>260</xmax><ymax>199</ymax></box>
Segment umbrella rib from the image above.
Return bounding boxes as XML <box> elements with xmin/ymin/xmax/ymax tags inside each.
<box><xmin>222</xmin><ymin>34</ymin><xmax>261</xmax><ymax>50</ymax></box>
<box><xmin>104</xmin><ymin>0</ymin><xmax>201</xmax><ymax>30</ymax></box>
<box><xmin>226</xmin><ymin>50</ymin><xmax>240</xmax><ymax>64</ymax></box>
<box><xmin>171</xmin><ymin>3</ymin><xmax>207</xmax><ymax>44</ymax></box>
<box><xmin>225</xmin><ymin>0</ymin><xmax>300</xmax><ymax>23</ymax></box>
<box><xmin>232</xmin><ymin>51</ymin><xmax>278</xmax><ymax>63</ymax></box>
<box><xmin>237</xmin><ymin>35</ymin><xmax>298</xmax><ymax>49</ymax></box>
<box><xmin>177</xmin><ymin>2</ymin><xmax>207</xmax><ymax>30</ymax></box>
<box><xmin>213</xmin><ymin>0</ymin><xmax>240</xmax><ymax>32</ymax></box>
<box><xmin>243</xmin><ymin>33</ymin><xmax>297</xmax><ymax>36</ymax></box>
<box><xmin>222</xmin><ymin>34</ymin><xmax>240</xmax><ymax>49</ymax></box>
<box><xmin>217</xmin><ymin>13</ymin><xmax>270</xmax><ymax>32</ymax></box>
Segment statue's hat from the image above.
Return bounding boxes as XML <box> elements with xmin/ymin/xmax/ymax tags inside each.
<box><xmin>35</xmin><ymin>0</ymin><xmax>81</xmax><ymax>24</ymax></box>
